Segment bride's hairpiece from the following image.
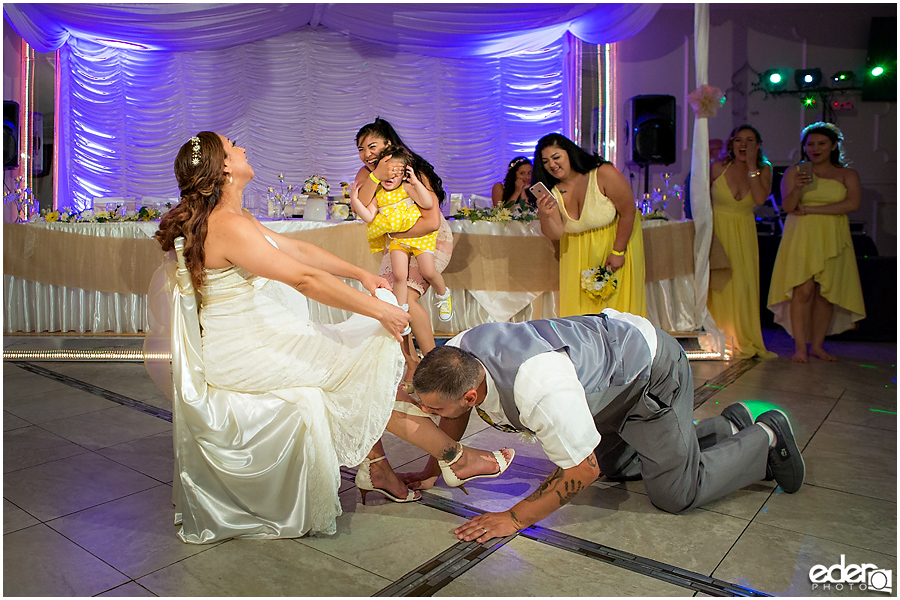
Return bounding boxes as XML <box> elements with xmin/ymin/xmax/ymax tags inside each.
<box><xmin>189</xmin><ymin>136</ymin><xmax>201</xmax><ymax>166</ymax></box>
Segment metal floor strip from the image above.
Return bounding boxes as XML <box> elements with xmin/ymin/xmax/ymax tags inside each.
<box><xmin>693</xmin><ymin>357</ymin><xmax>761</xmax><ymax>407</ymax></box>
<box><xmin>338</xmin><ymin>469</ymin><xmax>768</xmax><ymax>597</ymax></box>
<box><xmin>11</xmin><ymin>362</ymin><xmax>173</xmax><ymax>422</ymax></box>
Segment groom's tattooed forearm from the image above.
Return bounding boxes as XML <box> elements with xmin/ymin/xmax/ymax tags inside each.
<box><xmin>556</xmin><ymin>478</ymin><xmax>586</xmax><ymax>506</ymax></box>
<box><xmin>525</xmin><ymin>467</ymin><xmax>564</xmax><ymax>502</ymax></box>
<box><xmin>508</xmin><ymin>509</ymin><xmax>523</xmax><ymax>529</ymax></box>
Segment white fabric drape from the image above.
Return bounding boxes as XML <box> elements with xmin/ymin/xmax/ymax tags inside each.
<box><xmin>689</xmin><ymin>3</ymin><xmax>724</xmax><ymax>352</ymax></box>
<box><xmin>4</xmin><ymin>3</ymin><xmax>660</xmax><ymax>213</ymax></box>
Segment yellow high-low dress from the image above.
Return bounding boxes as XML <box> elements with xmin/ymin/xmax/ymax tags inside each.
<box><xmin>707</xmin><ymin>165</ymin><xmax>776</xmax><ymax>358</ymax></box>
<box><xmin>767</xmin><ymin>176</ymin><xmax>865</xmax><ymax>337</ymax></box>
<box><xmin>555</xmin><ymin>167</ymin><xmax>646</xmax><ymax>317</ymax></box>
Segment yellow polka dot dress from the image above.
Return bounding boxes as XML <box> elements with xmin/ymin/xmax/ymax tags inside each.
<box><xmin>367</xmin><ymin>185</ymin><xmax>437</xmax><ymax>254</ymax></box>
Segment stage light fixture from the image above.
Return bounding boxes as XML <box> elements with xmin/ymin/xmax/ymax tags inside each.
<box><xmin>794</xmin><ymin>68</ymin><xmax>822</xmax><ymax>90</ymax></box>
<box><xmin>831</xmin><ymin>70</ymin><xmax>856</xmax><ymax>89</ymax></box>
<box><xmin>871</xmin><ymin>65</ymin><xmax>885</xmax><ymax>77</ymax></box>
<box><xmin>760</xmin><ymin>69</ymin><xmax>789</xmax><ymax>92</ymax></box>
<box><xmin>802</xmin><ymin>96</ymin><xmax>816</xmax><ymax>107</ymax></box>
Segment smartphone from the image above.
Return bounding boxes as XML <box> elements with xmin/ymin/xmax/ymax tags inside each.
<box><xmin>798</xmin><ymin>161</ymin><xmax>813</xmax><ymax>177</ymax></box>
<box><xmin>529</xmin><ymin>181</ymin><xmax>552</xmax><ymax>198</ymax></box>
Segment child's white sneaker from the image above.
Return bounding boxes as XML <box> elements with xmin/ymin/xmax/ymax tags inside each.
<box><xmin>434</xmin><ymin>290</ymin><xmax>453</xmax><ymax>322</ymax></box>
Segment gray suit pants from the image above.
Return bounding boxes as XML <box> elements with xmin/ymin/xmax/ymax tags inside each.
<box><xmin>594</xmin><ymin>330</ymin><xmax>769</xmax><ymax>513</ymax></box>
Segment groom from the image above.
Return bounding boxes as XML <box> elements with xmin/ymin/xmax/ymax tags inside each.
<box><xmin>409</xmin><ymin>310</ymin><xmax>804</xmax><ymax>542</ymax></box>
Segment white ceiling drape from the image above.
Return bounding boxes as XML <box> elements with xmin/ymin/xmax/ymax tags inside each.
<box><xmin>4</xmin><ymin>3</ymin><xmax>660</xmax><ymax>211</ymax></box>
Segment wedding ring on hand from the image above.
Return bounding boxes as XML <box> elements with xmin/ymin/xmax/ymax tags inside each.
<box><xmin>482</xmin><ymin>527</ymin><xmax>487</xmax><ymax>534</ymax></box>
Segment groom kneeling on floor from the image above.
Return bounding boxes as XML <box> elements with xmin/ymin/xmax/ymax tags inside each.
<box><xmin>401</xmin><ymin>309</ymin><xmax>804</xmax><ymax>542</ymax></box>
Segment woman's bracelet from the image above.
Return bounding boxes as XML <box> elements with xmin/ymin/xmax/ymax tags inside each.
<box><xmin>369</xmin><ymin>172</ymin><xmax>381</xmax><ymax>184</ymax></box>
<box><xmin>611</xmin><ymin>248</ymin><xmax>625</xmax><ymax>257</ymax></box>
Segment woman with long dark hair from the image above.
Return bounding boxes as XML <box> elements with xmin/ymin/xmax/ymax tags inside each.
<box><xmin>491</xmin><ymin>156</ymin><xmax>534</xmax><ymax>208</ymax></box>
<box><xmin>531</xmin><ymin>133</ymin><xmax>646</xmax><ymax>317</ymax></box>
<box><xmin>707</xmin><ymin>124</ymin><xmax>777</xmax><ymax>358</ymax></box>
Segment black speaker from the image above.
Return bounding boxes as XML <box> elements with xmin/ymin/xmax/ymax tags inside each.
<box><xmin>862</xmin><ymin>17</ymin><xmax>896</xmax><ymax>102</ymax></box>
<box><xmin>4</xmin><ymin>100</ymin><xmax>19</xmax><ymax>170</ymax></box>
<box><xmin>630</xmin><ymin>94</ymin><xmax>676</xmax><ymax>165</ymax></box>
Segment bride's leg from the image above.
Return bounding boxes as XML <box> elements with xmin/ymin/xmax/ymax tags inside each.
<box><xmin>364</xmin><ymin>440</ymin><xmax>420</xmax><ymax>500</ymax></box>
<box><xmin>386</xmin><ymin>402</ymin><xmax>514</xmax><ymax>485</ymax></box>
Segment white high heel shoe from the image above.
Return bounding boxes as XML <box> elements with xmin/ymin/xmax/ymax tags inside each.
<box><xmin>438</xmin><ymin>445</ymin><xmax>515</xmax><ymax>495</ymax></box>
<box><xmin>355</xmin><ymin>456</ymin><xmax>420</xmax><ymax>505</ymax></box>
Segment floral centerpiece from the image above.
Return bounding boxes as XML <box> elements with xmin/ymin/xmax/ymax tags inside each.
<box><xmin>452</xmin><ymin>198</ymin><xmax>538</xmax><ymax>223</ymax></box>
<box><xmin>267</xmin><ymin>173</ymin><xmax>301</xmax><ymax>218</ymax></box>
<box><xmin>4</xmin><ymin>176</ymin><xmax>36</xmax><ymax>223</ymax></box>
<box><xmin>36</xmin><ymin>204</ymin><xmax>165</xmax><ymax>223</ymax></box>
<box><xmin>580</xmin><ymin>265</ymin><xmax>618</xmax><ymax>300</ymax></box>
<box><xmin>303</xmin><ymin>175</ymin><xmax>329</xmax><ymax>197</ymax></box>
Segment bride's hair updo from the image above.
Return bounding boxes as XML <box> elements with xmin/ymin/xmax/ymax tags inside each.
<box><xmin>154</xmin><ymin>131</ymin><xmax>227</xmax><ymax>289</ymax></box>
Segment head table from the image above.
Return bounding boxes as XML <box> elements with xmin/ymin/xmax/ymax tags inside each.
<box><xmin>3</xmin><ymin>217</ymin><xmax>701</xmax><ymax>334</ymax></box>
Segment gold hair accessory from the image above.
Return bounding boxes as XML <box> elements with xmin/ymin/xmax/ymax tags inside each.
<box><xmin>189</xmin><ymin>136</ymin><xmax>201</xmax><ymax>166</ymax></box>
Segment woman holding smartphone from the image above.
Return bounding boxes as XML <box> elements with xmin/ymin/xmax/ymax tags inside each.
<box><xmin>767</xmin><ymin>122</ymin><xmax>865</xmax><ymax>362</ymax></box>
<box><xmin>531</xmin><ymin>133</ymin><xmax>646</xmax><ymax>317</ymax></box>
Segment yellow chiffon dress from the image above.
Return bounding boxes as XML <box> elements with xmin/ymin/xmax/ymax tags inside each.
<box><xmin>767</xmin><ymin>176</ymin><xmax>865</xmax><ymax>337</ymax></box>
<box><xmin>555</xmin><ymin>167</ymin><xmax>647</xmax><ymax>317</ymax></box>
<box><xmin>707</xmin><ymin>166</ymin><xmax>776</xmax><ymax>358</ymax></box>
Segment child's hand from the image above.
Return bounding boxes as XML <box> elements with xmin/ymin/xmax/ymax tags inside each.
<box><xmin>349</xmin><ymin>180</ymin><xmax>361</xmax><ymax>202</ymax></box>
<box><xmin>405</xmin><ymin>165</ymin><xmax>423</xmax><ymax>187</ymax></box>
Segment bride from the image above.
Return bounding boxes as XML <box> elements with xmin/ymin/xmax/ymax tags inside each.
<box><xmin>153</xmin><ymin>132</ymin><xmax>410</xmax><ymax>543</ymax></box>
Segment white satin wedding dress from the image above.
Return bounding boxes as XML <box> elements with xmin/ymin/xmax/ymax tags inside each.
<box><xmin>165</xmin><ymin>238</ymin><xmax>404</xmax><ymax>544</ymax></box>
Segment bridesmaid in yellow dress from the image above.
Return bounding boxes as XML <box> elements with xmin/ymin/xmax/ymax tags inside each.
<box><xmin>708</xmin><ymin>125</ymin><xmax>777</xmax><ymax>359</ymax></box>
<box><xmin>767</xmin><ymin>122</ymin><xmax>865</xmax><ymax>363</ymax></box>
<box><xmin>532</xmin><ymin>133</ymin><xmax>646</xmax><ymax>317</ymax></box>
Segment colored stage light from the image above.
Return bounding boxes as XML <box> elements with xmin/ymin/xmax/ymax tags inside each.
<box><xmin>794</xmin><ymin>68</ymin><xmax>822</xmax><ymax>90</ymax></box>
<box><xmin>760</xmin><ymin>69</ymin><xmax>789</xmax><ymax>92</ymax></box>
<box><xmin>831</xmin><ymin>70</ymin><xmax>855</xmax><ymax>82</ymax></box>
<box><xmin>871</xmin><ymin>65</ymin><xmax>885</xmax><ymax>77</ymax></box>
<box><xmin>802</xmin><ymin>96</ymin><xmax>816</xmax><ymax>107</ymax></box>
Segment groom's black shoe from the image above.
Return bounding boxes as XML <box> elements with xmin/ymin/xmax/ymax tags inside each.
<box><xmin>756</xmin><ymin>410</ymin><xmax>805</xmax><ymax>493</ymax></box>
<box><xmin>721</xmin><ymin>402</ymin><xmax>753</xmax><ymax>431</ymax></box>
<box><xmin>722</xmin><ymin>402</ymin><xmax>774</xmax><ymax>481</ymax></box>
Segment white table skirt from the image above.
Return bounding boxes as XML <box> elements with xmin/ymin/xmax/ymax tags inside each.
<box><xmin>4</xmin><ymin>217</ymin><xmax>697</xmax><ymax>334</ymax></box>
<box><xmin>4</xmin><ymin>218</ymin><xmax>558</xmax><ymax>333</ymax></box>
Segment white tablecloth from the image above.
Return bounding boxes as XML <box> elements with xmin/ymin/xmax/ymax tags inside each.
<box><xmin>3</xmin><ymin>218</ymin><xmax>557</xmax><ymax>334</ymax></box>
<box><xmin>4</xmin><ymin>217</ymin><xmax>698</xmax><ymax>334</ymax></box>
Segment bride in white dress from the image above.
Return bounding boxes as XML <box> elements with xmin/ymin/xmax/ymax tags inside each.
<box><xmin>153</xmin><ymin>132</ymin><xmax>410</xmax><ymax>543</ymax></box>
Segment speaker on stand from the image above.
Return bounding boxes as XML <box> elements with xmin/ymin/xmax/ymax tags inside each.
<box><xmin>627</xmin><ymin>94</ymin><xmax>676</xmax><ymax>196</ymax></box>
<box><xmin>4</xmin><ymin>100</ymin><xmax>19</xmax><ymax>170</ymax></box>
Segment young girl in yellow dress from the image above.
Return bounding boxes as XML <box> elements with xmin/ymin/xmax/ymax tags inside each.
<box><xmin>351</xmin><ymin>146</ymin><xmax>452</xmax><ymax>332</ymax></box>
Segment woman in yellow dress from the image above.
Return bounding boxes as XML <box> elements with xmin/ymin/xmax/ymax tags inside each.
<box><xmin>767</xmin><ymin>122</ymin><xmax>865</xmax><ymax>362</ymax></box>
<box><xmin>532</xmin><ymin>133</ymin><xmax>646</xmax><ymax>317</ymax></box>
<box><xmin>708</xmin><ymin>125</ymin><xmax>777</xmax><ymax>359</ymax></box>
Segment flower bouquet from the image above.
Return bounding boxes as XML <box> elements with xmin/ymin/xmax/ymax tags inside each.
<box><xmin>4</xmin><ymin>176</ymin><xmax>36</xmax><ymax>223</ymax></box>
<box><xmin>302</xmin><ymin>175</ymin><xmax>329</xmax><ymax>197</ymax></box>
<box><xmin>580</xmin><ymin>265</ymin><xmax>618</xmax><ymax>301</ymax></box>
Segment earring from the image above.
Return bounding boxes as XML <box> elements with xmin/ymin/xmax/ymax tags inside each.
<box><xmin>228</xmin><ymin>175</ymin><xmax>234</xmax><ymax>184</ymax></box>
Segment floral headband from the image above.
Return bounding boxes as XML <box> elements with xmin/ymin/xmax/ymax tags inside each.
<box><xmin>508</xmin><ymin>156</ymin><xmax>531</xmax><ymax>172</ymax></box>
<box><xmin>802</xmin><ymin>121</ymin><xmax>843</xmax><ymax>141</ymax></box>
<box><xmin>189</xmin><ymin>136</ymin><xmax>201</xmax><ymax>166</ymax></box>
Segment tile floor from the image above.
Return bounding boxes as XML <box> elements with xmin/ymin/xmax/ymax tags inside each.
<box><xmin>3</xmin><ymin>330</ymin><xmax>896</xmax><ymax>597</ymax></box>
